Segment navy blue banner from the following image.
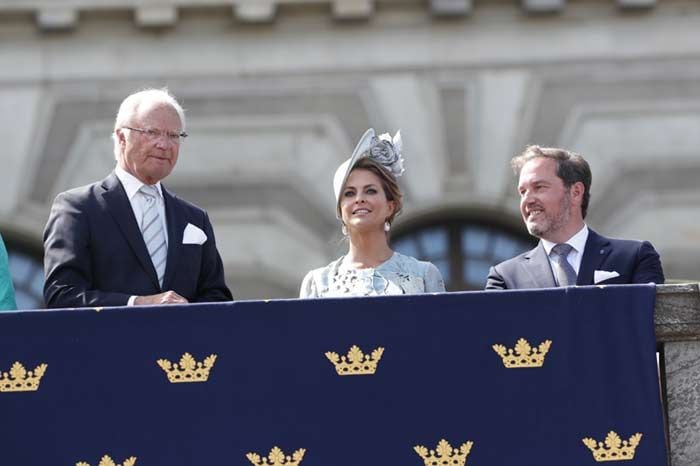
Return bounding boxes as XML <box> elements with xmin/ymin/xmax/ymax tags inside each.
<box><xmin>0</xmin><ymin>285</ymin><xmax>666</xmax><ymax>465</ymax></box>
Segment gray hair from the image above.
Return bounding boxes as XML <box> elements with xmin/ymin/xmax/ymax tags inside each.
<box><xmin>112</xmin><ymin>88</ymin><xmax>186</xmax><ymax>160</ymax></box>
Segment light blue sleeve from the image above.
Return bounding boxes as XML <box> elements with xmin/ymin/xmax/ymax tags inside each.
<box><xmin>299</xmin><ymin>270</ymin><xmax>319</xmax><ymax>298</ymax></box>
<box><xmin>424</xmin><ymin>262</ymin><xmax>446</xmax><ymax>293</ymax></box>
<box><xmin>0</xmin><ymin>234</ymin><xmax>17</xmax><ymax>311</ymax></box>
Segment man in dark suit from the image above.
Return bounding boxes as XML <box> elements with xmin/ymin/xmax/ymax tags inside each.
<box><xmin>44</xmin><ymin>89</ymin><xmax>233</xmax><ymax>308</ymax></box>
<box><xmin>486</xmin><ymin>145</ymin><xmax>664</xmax><ymax>290</ymax></box>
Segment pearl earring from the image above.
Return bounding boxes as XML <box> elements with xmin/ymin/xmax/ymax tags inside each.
<box><xmin>384</xmin><ymin>221</ymin><xmax>391</xmax><ymax>232</ymax></box>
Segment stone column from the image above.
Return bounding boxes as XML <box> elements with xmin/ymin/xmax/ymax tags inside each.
<box><xmin>656</xmin><ymin>283</ymin><xmax>700</xmax><ymax>466</ymax></box>
<box><xmin>664</xmin><ymin>341</ymin><xmax>700</xmax><ymax>466</ymax></box>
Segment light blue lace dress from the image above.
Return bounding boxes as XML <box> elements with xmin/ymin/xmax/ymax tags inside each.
<box><xmin>299</xmin><ymin>252</ymin><xmax>445</xmax><ymax>298</ymax></box>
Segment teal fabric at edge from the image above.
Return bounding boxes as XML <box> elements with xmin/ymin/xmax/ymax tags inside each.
<box><xmin>0</xmin><ymin>233</ymin><xmax>17</xmax><ymax>310</ymax></box>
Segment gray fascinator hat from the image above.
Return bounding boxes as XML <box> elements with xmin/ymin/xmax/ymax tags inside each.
<box><xmin>332</xmin><ymin>128</ymin><xmax>405</xmax><ymax>216</ymax></box>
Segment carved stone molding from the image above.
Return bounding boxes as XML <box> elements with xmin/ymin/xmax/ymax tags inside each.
<box><xmin>0</xmin><ymin>0</ymin><xmax>662</xmax><ymax>30</ymax></box>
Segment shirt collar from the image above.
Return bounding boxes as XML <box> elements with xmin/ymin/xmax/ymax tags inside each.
<box><xmin>114</xmin><ymin>165</ymin><xmax>163</xmax><ymax>200</ymax></box>
<box><xmin>541</xmin><ymin>224</ymin><xmax>589</xmax><ymax>256</ymax></box>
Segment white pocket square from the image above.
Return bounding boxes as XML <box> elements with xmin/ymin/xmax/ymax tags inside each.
<box><xmin>182</xmin><ymin>223</ymin><xmax>207</xmax><ymax>245</ymax></box>
<box><xmin>594</xmin><ymin>270</ymin><xmax>620</xmax><ymax>284</ymax></box>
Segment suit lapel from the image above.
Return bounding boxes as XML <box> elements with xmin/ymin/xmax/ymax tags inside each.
<box><xmin>161</xmin><ymin>185</ymin><xmax>184</xmax><ymax>289</ymax></box>
<box><xmin>522</xmin><ymin>242</ymin><xmax>557</xmax><ymax>288</ymax></box>
<box><xmin>100</xmin><ymin>173</ymin><xmax>161</xmax><ymax>290</ymax></box>
<box><xmin>577</xmin><ymin>229</ymin><xmax>611</xmax><ymax>285</ymax></box>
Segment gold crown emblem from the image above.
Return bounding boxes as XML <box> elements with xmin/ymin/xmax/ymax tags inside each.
<box><xmin>414</xmin><ymin>439</ymin><xmax>474</xmax><ymax>466</ymax></box>
<box><xmin>0</xmin><ymin>361</ymin><xmax>48</xmax><ymax>393</ymax></box>
<box><xmin>325</xmin><ymin>345</ymin><xmax>384</xmax><ymax>376</ymax></box>
<box><xmin>492</xmin><ymin>338</ymin><xmax>552</xmax><ymax>368</ymax></box>
<box><xmin>582</xmin><ymin>431</ymin><xmax>642</xmax><ymax>462</ymax></box>
<box><xmin>157</xmin><ymin>353</ymin><xmax>217</xmax><ymax>383</ymax></box>
<box><xmin>246</xmin><ymin>446</ymin><xmax>306</xmax><ymax>466</ymax></box>
<box><xmin>76</xmin><ymin>455</ymin><xmax>137</xmax><ymax>466</ymax></box>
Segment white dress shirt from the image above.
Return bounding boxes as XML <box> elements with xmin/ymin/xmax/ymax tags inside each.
<box><xmin>114</xmin><ymin>165</ymin><xmax>169</xmax><ymax>304</ymax></box>
<box><xmin>541</xmin><ymin>224</ymin><xmax>589</xmax><ymax>280</ymax></box>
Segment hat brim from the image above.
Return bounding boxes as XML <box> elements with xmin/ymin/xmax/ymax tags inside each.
<box><xmin>332</xmin><ymin>128</ymin><xmax>376</xmax><ymax>216</ymax></box>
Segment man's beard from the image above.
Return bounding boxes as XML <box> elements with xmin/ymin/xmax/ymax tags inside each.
<box><xmin>526</xmin><ymin>191</ymin><xmax>571</xmax><ymax>240</ymax></box>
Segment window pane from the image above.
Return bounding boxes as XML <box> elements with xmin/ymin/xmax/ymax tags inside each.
<box><xmin>418</xmin><ymin>228</ymin><xmax>448</xmax><ymax>258</ymax></box>
<box><xmin>492</xmin><ymin>234</ymin><xmax>529</xmax><ymax>261</ymax></box>
<box><xmin>6</xmin><ymin>248</ymin><xmax>45</xmax><ymax>310</ymax></box>
<box><xmin>30</xmin><ymin>269</ymin><xmax>44</xmax><ymax>298</ymax></box>
<box><xmin>463</xmin><ymin>259</ymin><xmax>493</xmax><ymax>287</ymax></box>
<box><xmin>461</xmin><ymin>227</ymin><xmax>490</xmax><ymax>256</ymax></box>
<box><xmin>392</xmin><ymin>238</ymin><xmax>419</xmax><ymax>258</ymax></box>
<box><xmin>15</xmin><ymin>290</ymin><xmax>41</xmax><ymax>310</ymax></box>
<box><xmin>432</xmin><ymin>259</ymin><xmax>450</xmax><ymax>285</ymax></box>
<box><xmin>8</xmin><ymin>253</ymin><xmax>33</xmax><ymax>283</ymax></box>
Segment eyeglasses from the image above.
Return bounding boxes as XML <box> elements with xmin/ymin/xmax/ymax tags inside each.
<box><xmin>122</xmin><ymin>126</ymin><xmax>188</xmax><ymax>143</ymax></box>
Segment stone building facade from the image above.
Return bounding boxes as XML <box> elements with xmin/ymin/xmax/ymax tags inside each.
<box><xmin>1</xmin><ymin>0</ymin><xmax>699</xmax><ymax>306</ymax></box>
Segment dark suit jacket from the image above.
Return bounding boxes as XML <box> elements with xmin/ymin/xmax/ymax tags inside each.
<box><xmin>43</xmin><ymin>173</ymin><xmax>233</xmax><ymax>308</ymax></box>
<box><xmin>485</xmin><ymin>229</ymin><xmax>664</xmax><ymax>290</ymax></box>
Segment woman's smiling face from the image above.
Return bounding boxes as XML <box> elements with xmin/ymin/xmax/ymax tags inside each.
<box><xmin>339</xmin><ymin>168</ymin><xmax>396</xmax><ymax>234</ymax></box>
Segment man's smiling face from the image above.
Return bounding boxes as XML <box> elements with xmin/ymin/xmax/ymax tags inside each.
<box><xmin>518</xmin><ymin>157</ymin><xmax>577</xmax><ymax>243</ymax></box>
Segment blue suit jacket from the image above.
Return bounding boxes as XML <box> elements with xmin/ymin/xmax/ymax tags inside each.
<box><xmin>485</xmin><ymin>229</ymin><xmax>664</xmax><ymax>290</ymax></box>
<box><xmin>43</xmin><ymin>173</ymin><xmax>233</xmax><ymax>308</ymax></box>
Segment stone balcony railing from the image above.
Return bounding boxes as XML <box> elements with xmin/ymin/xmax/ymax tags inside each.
<box><xmin>0</xmin><ymin>0</ymin><xmax>659</xmax><ymax>30</ymax></box>
<box><xmin>655</xmin><ymin>283</ymin><xmax>700</xmax><ymax>466</ymax></box>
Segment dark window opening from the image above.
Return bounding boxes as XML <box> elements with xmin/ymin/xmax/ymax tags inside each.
<box><xmin>392</xmin><ymin>217</ymin><xmax>536</xmax><ymax>291</ymax></box>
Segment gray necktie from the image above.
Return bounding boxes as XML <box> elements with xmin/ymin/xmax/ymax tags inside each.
<box><xmin>550</xmin><ymin>243</ymin><xmax>577</xmax><ymax>287</ymax></box>
<box><xmin>139</xmin><ymin>185</ymin><xmax>167</xmax><ymax>287</ymax></box>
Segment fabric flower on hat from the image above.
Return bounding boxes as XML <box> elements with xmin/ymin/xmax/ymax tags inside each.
<box><xmin>370</xmin><ymin>131</ymin><xmax>405</xmax><ymax>178</ymax></box>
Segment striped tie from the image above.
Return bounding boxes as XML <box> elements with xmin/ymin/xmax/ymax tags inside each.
<box><xmin>139</xmin><ymin>185</ymin><xmax>167</xmax><ymax>287</ymax></box>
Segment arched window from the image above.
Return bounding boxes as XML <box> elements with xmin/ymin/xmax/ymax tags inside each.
<box><xmin>391</xmin><ymin>216</ymin><xmax>536</xmax><ymax>291</ymax></box>
<box><xmin>4</xmin><ymin>237</ymin><xmax>44</xmax><ymax>310</ymax></box>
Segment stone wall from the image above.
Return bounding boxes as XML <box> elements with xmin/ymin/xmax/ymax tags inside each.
<box><xmin>656</xmin><ymin>283</ymin><xmax>700</xmax><ymax>466</ymax></box>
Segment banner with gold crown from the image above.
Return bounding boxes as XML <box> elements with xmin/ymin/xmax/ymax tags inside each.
<box><xmin>0</xmin><ymin>285</ymin><xmax>667</xmax><ymax>465</ymax></box>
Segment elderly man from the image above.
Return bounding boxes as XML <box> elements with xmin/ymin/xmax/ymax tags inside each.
<box><xmin>44</xmin><ymin>88</ymin><xmax>232</xmax><ymax>308</ymax></box>
<box><xmin>486</xmin><ymin>145</ymin><xmax>664</xmax><ymax>290</ymax></box>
